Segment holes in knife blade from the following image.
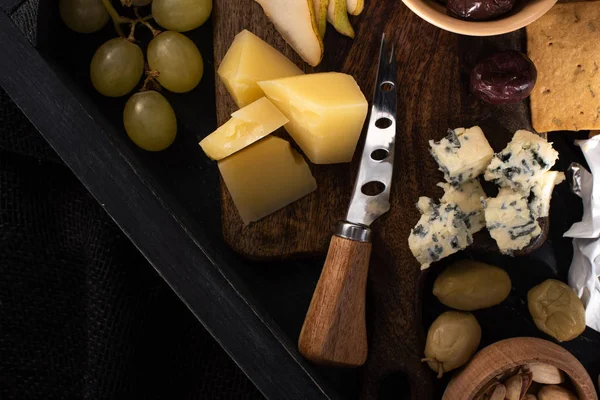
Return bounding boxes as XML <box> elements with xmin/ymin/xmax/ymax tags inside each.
<box><xmin>371</xmin><ymin>149</ymin><xmax>389</xmax><ymax>161</ymax></box>
<box><xmin>375</xmin><ymin>117</ymin><xmax>392</xmax><ymax>129</ymax></box>
<box><xmin>381</xmin><ymin>81</ymin><xmax>394</xmax><ymax>91</ymax></box>
<box><xmin>361</xmin><ymin>181</ymin><xmax>386</xmax><ymax>196</ymax></box>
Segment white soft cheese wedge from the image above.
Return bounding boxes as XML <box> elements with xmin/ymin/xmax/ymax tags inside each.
<box><xmin>218</xmin><ymin>136</ymin><xmax>317</xmax><ymax>224</ymax></box>
<box><xmin>408</xmin><ymin>198</ymin><xmax>473</xmax><ymax>270</ymax></box>
<box><xmin>258</xmin><ymin>72</ymin><xmax>368</xmax><ymax>164</ymax></box>
<box><xmin>254</xmin><ymin>0</ymin><xmax>324</xmax><ymax>66</ymax></box>
<box><xmin>199</xmin><ymin>97</ymin><xmax>288</xmax><ymax>160</ymax></box>
<box><xmin>438</xmin><ymin>179</ymin><xmax>486</xmax><ymax>235</ymax></box>
<box><xmin>218</xmin><ymin>30</ymin><xmax>304</xmax><ymax>108</ymax></box>
<box><xmin>529</xmin><ymin>170</ymin><xmax>565</xmax><ymax>218</ymax></box>
<box><xmin>485</xmin><ymin>130</ymin><xmax>559</xmax><ymax>192</ymax></box>
<box><xmin>429</xmin><ymin>126</ymin><xmax>494</xmax><ymax>186</ymax></box>
<box><xmin>483</xmin><ymin>188</ymin><xmax>542</xmax><ymax>254</ymax></box>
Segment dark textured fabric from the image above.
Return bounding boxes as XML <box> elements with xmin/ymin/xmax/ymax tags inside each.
<box><xmin>0</xmin><ymin>86</ymin><xmax>263</xmax><ymax>399</ymax></box>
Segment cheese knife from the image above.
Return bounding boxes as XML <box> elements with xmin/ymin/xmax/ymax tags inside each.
<box><xmin>298</xmin><ymin>34</ymin><xmax>397</xmax><ymax>367</ymax></box>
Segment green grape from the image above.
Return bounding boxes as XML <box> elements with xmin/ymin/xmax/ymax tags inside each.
<box><xmin>152</xmin><ymin>0</ymin><xmax>212</xmax><ymax>32</ymax></box>
<box><xmin>90</xmin><ymin>38</ymin><xmax>144</xmax><ymax>97</ymax></box>
<box><xmin>147</xmin><ymin>31</ymin><xmax>204</xmax><ymax>93</ymax></box>
<box><xmin>124</xmin><ymin>91</ymin><xmax>177</xmax><ymax>151</ymax></box>
<box><xmin>59</xmin><ymin>0</ymin><xmax>109</xmax><ymax>33</ymax></box>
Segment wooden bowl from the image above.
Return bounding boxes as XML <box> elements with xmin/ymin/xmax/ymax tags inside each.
<box><xmin>443</xmin><ymin>337</ymin><xmax>598</xmax><ymax>400</ymax></box>
<box><xmin>401</xmin><ymin>0</ymin><xmax>557</xmax><ymax>36</ymax></box>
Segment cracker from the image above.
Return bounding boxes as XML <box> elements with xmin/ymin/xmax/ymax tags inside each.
<box><xmin>527</xmin><ymin>2</ymin><xmax>600</xmax><ymax>132</ymax></box>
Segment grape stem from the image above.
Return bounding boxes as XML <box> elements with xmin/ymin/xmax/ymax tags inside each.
<box><xmin>127</xmin><ymin>21</ymin><xmax>138</xmax><ymax>42</ymax></box>
<box><xmin>135</xmin><ymin>8</ymin><xmax>161</xmax><ymax>37</ymax></box>
<box><xmin>102</xmin><ymin>0</ymin><xmax>132</xmax><ymax>38</ymax></box>
<box><xmin>141</xmin><ymin>69</ymin><xmax>161</xmax><ymax>92</ymax></box>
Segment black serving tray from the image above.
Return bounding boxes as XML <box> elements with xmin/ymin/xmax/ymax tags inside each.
<box><xmin>1</xmin><ymin>1</ymin><xmax>599</xmax><ymax>399</ymax></box>
<box><xmin>0</xmin><ymin>1</ymin><xmax>355</xmax><ymax>398</ymax></box>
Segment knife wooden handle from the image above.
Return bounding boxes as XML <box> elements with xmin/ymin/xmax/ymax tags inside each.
<box><xmin>298</xmin><ymin>234</ymin><xmax>372</xmax><ymax>367</ymax></box>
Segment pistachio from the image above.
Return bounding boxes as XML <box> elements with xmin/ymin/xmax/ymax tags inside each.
<box><xmin>490</xmin><ymin>383</ymin><xmax>506</xmax><ymax>400</ymax></box>
<box><xmin>422</xmin><ymin>311</ymin><xmax>482</xmax><ymax>377</ymax></box>
<box><xmin>527</xmin><ymin>279</ymin><xmax>586</xmax><ymax>342</ymax></box>
<box><xmin>505</xmin><ymin>374</ymin><xmax>523</xmax><ymax>400</ymax></box>
<box><xmin>433</xmin><ymin>260</ymin><xmax>511</xmax><ymax>311</ymax></box>
<box><xmin>528</xmin><ymin>363</ymin><xmax>566</xmax><ymax>384</ymax></box>
<box><xmin>524</xmin><ymin>395</ymin><xmax>538</xmax><ymax>400</ymax></box>
<box><xmin>538</xmin><ymin>385</ymin><xmax>578</xmax><ymax>400</ymax></box>
<box><xmin>520</xmin><ymin>371</ymin><xmax>533</xmax><ymax>396</ymax></box>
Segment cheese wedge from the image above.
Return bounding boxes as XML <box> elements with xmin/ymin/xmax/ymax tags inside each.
<box><xmin>218</xmin><ymin>30</ymin><xmax>303</xmax><ymax>107</ymax></box>
<box><xmin>199</xmin><ymin>97</ymin><xmax>288</xmax><ymax>160</ymax></box>
<box><xmin>258</xmin><ymin>72</ymin><xmax>368</xmax><ymax>164</ymax></box>
<box><xmin>218</xmin><ymin>136</ymin><xmax>317</xmax><ymax>224</ymax></box>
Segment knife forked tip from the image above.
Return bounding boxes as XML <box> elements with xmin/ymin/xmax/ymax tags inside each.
<box><xmin>379</xmin><ymin>33</ymin><xmax>395</xmax><ymax>65</ymax></box>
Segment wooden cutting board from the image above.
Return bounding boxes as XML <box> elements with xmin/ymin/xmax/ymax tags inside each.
<box><xmin>213</xmin><ymin>1</ymin><xmax>532</xmax><ymax>398</ymax></box>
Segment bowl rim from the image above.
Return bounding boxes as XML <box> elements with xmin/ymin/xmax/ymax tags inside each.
<box><xmin>401</xmin><ymin>0</ymin><xmax>559</xmax><ymax>36</ymax></box>
<box><xmin>442</xmin><ymin>337</ymin><xmax>598</xmax><ymax>400</ymax></box>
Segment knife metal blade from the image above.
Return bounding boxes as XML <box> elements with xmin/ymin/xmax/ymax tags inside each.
<box><xmin>345</xmin><ymin>34</ymin><xmax>397</xmax><ymax>230</ymax></box>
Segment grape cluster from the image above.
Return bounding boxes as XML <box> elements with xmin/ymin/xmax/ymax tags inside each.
<box><xmin>59</xmin><ymin>0</ymin><xmax>212</xmax><ymax>151</ymax></box>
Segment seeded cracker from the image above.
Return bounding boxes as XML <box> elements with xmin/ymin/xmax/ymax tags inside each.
<box><xmin>527</xmin><ymin>2</ymin><xmax>600</xmax><ymax>132</ymax></box>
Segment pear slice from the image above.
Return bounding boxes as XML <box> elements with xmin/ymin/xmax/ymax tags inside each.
<box><xmin>327</xmin><ymin>0</ymin><xmax>355</xmax><ymax>38</ymax></box>
<box><xmin>255</xmin><ymin>0</ymin><xmax>324</xmax><ymax>67</ymax></box>
<box><xmin>313</xmin><ymin>0</ymin><xmax>328</xmax><ymax>38</ymax></box>
<box><xmin>347</xmin><ymin>0</ymin><xmax>364</xmax><ymax>15</ymax></box>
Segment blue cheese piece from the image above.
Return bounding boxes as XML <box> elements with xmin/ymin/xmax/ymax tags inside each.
<box><xmin>408</xmin><ymin>198</ymin><xmax>473</xmax><ymax>270</ymax></box>
<box><xmin>529</xmin><ymin>171</ymin><xmax>565</xmax><ymax>218</ymax></box>
<box><xmin>483</xmin><ymin>188</ymin><xmax>542</xmax><ymax>255</ymax></box>
<box><xmin>484</xmin><ymin>130</ymin><xmax>559</xmax><ymax>192</ymax></box>
<box><xmin>438</xmin><ymin>179</ymin><xmax>486</xmax><ymax>235</ymax></box>
<box><xmin>429</xmin><ymin>126</ymin><xmax>494</xmax><ymax>186</ymax></box>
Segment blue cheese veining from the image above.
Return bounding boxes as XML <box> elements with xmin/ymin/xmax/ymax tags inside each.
<box><xmin>484</xmin><ymin>130</ymin><xmax>559</xmax><ymax>192</ymax></box>
<box><xmin>529</xmin><ymin>170</ymin><xmax>565</xmax><ymax>218</ymax></box>
<box><xmin>429</xmin><ymin>126</ymin><xmax>494</xmax><ymax>186</ymax></box>
<box><xmin>408</xmin><ymin>198</ymin><xmax>473</xmax><ymax>270</ymax></box>
<box><xmin>483</xmin><ymin>188</ymin><xmax>542</xmax><ymax>254</ymax></box>
<box><xmin>438</xmin><ymin>179</ymin><xmax>486</xmax><ymax>235</ymax></box>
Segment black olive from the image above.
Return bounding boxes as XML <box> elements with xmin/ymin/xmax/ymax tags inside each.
<box><xmin>470</xmin><ymin>51</ymin><xmax>538</xmax><ymax>105</ymax></box>
<box><xmin>447</xmin><ymin>0</ymin><xmax>516</xmax><ymax>20</ymax></box>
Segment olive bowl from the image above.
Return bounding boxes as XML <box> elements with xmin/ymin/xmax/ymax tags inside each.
<box><xmin>401</xmin><ymin>0</ymin><xmax>557</xmax><ymax>36</ymax></box>
<box><xmin>442</xmin><ymin>337</ymin><xmax>598</xmax><ymax>400</ymax></box>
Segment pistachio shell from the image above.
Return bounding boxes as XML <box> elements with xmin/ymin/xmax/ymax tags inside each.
<box><xmin>528</xmin><ymin>363</ymin><xmax>566</xmax><ymax>385</ymax></box>
<box><xmin>505</xmin><ymin>374</ymin><xmax>523</xmax><ymax>400</ymax></box>
<box><xmin>490</xmin><ymin>383</ymin><xmax>506</xmax><ymax>400</ymax></box>
<box><xmin>538</xmin><ymin>385</ymin><xmax>578</xmax><ymax>400</ymax></box>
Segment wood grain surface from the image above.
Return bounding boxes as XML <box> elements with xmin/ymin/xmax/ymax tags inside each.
<box><xmin>443</xmin><ymin>337</ymin><xmax>598</xmax><ymax>400</ymax></box>
<box><xmin>299</xmin><ymin>236</ymin><xmax>371</xmax><ymax>368</ymax></box>
<box><xmin>213</xmin><ymin>1</ymin><xmax>537</xmax><ymax>398</ymax></box>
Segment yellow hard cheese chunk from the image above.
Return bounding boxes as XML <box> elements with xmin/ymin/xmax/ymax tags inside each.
<box><xmin>258</xmin><ymin>72</ymin><xmax>368</xmax><ymax>164</ymax></box>
<box><xmin>199</xmin><ymin>97</ymin><xmax>288</xmax><ymax>160</ymax></box>
<box><xmin>219</xmin><ymin>136</ymin><xmax>317</xmax><ymax>224</ymax></box>
<box><xmin>218</xmin><ymin>30</ymin><xmax>304</xmax><ymax>108</ymax></box>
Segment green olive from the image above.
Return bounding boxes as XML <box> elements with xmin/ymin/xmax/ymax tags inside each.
<box><xmin>423</xmin><ymin>311</ymin><xmax>481</xmax><ymax>377</ymax></box>
<box><xmin>528</xmin><ymin>279</ymin><xmax>586</xmax><ymax>342</ymax></box>
<box><xmin>433</xmin><ymin>259</ymin><xmax>511</xmax><ymax>311</ymax></box>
